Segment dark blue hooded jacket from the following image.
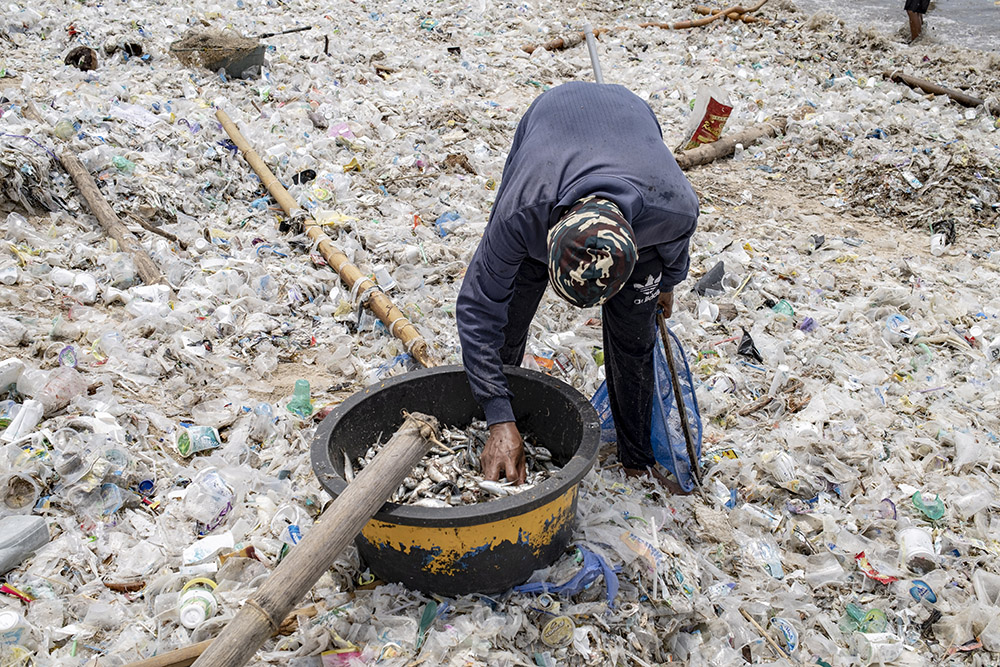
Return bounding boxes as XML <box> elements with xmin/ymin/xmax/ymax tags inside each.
<box><xmin>456</xmin><ymin>82</ymin><xmax>699</xmax><ymax>425</ymax></box>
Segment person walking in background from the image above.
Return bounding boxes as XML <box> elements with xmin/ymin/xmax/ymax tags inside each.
<box><xmin>905</xmin><ymin>0</ymin><xmax>930</xmax><ymax>41</ymax></box>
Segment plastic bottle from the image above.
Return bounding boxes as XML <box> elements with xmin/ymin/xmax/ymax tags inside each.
<box><xmin>286</xmin><ymin>380</ymin><xmax>313</xmax><ymax>418</ymax></box>
<box><xmin>177</xmin><ymin>578</ymin><xmax>219</xmax><ymax>629</ymax></box>
<box><xmin>0</xmin><ymin>515</ymin><xmax>50</xmax><ymax>574</ymax></box>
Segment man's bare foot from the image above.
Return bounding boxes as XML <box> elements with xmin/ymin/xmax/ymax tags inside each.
<box><xmin>622</xmin><ymin>466</ymin><xmax>689</xmax><ymax>495</ymax></box>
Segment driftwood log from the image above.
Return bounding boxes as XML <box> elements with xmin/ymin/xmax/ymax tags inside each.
<box><xmin>884</xmin><ymin>70</ymin><xmax>988</xmax><ymax>110</ymax></box>
<box><xmin>693</xmin><ymin>5</ymin><xmax>767</xmax><ymax>22</ymax></box>
<box><xmin>640</xmin><ymin>0</ymin><xmax>768</xmax><ymax>30</ymax></box>
<box><xmin>59</xmin><ymin>153</ymin><xmax>164</xmax><ymax>286</ymax></box>
<box><xmin>675</xmin><ymin>117</ymin><xmax>787</xmax><ymax>170</ymax></box>
<box><xmin>521</xmin><ymin>0</ymin><xmax>769</xmax><ymax>53</ymax></box>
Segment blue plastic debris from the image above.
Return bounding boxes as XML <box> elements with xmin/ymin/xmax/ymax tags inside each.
<box><xmin>514</xmin><ymin>546</ymin><xmax>620</xmax><ymax>607</ymax></box>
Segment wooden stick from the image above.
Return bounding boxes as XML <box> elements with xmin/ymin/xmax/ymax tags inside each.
<box><xmin>190</xmin><ymin>413</ymin><xmax>439</xmax><ymax>667</ymax></box>
<box><xmin>216</xmin><ymin>109</ymin><xmax>434</xmax><ymax>368</ymax></box>
<box><xmin>124</xmin><ymin>606</ymin><xmax>318</xmax><ymax>667</ymax></box>
<box><xmin>59</xmin><ymin>153</ymin><xmax>164</xmax><ymax>286</ymax></box>
<box><xmin>674</xmin><ymin>117</ymin><xmax>787</xmax><ymax>170</ymax></box>
<box><xmin>127</xmin><ymin>212</ymin><xmax>188</xmax><ymax>250</ymax></box>
<box><xmin>739</xmin><ymin>607</ymin><xmax>789</xmax><ymax>658</ymax></box>
<box><xmin>657</xmin><ymin>314</ymin><xmax>702</xmax><ymax>488</ymax></box>
<box><xmin>884</xmin><ymin>70</ymin><xmax>986</xmax><ymax>109</ymax></box>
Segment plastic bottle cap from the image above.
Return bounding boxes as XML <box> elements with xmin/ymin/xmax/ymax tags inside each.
<box><xmin>540</xmin><ymin>615</ymin><xmax>575</xmax><ymax>648</ymax></box>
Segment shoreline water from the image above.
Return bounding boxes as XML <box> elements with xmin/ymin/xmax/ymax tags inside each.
<box><xmin>792</xmin><ymin>0</ymin><xmax>1000</xmax><ymax>53</ymax></box>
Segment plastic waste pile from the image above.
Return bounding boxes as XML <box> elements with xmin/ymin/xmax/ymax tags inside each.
<box><xmin>0</xmin><ymin>0</ymin><xmax>998</xmax><ymax>663</ymax></box>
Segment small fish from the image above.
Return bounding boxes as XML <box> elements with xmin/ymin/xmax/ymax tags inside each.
<box><xmin>343</xmin><ymin>452</ymin><xmax>355</xmax><ymax>483</ymax></box>
<box><xmin>412</xmin><ymin>498</ymin><xmax>449</xmax><ymax>508</ymax></box>
<box><xmin>478</xmin><ymin>480</ymin><xmax>509</xmax><ymax>497</ymax></box>
<box><xmin>357</xmin><ymin>422</ymin><xmax>554</xmax><ymax>506</ymax></box>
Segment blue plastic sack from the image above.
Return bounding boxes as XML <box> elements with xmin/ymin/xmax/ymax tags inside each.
<box><xmin>590</xmin><ymin>325</ymin><xmax>703</xmax><ymax>492</ymax></box>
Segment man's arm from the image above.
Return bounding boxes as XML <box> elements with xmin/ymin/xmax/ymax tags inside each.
<box><xmin>456</xmin><ymin>225</ymin><xmax>525</xmax><ymax>425</ymax></box>
<box><xmin>457</xmin><ymin>224</ymin><xmax>529</xmax><ymax>483</ymax></box>
<box><xmin>655</xmin><ymin>217</ymin><xmax>696</xmax><ymax>312</ymax></box>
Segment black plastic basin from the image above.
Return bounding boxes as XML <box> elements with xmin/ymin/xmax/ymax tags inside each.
<box><xmin>310</xmin><ymin>364</ymin><xmax>600</xmax><ymax>596</ymax></box>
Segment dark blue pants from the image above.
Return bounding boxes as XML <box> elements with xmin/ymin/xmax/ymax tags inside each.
<box><xmin>499</xmin><ymin>256</ymin><xmax>662</xmax><ymax>469</ymax></box>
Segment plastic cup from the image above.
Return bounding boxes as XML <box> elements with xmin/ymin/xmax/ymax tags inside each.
<box><xmin>899</xmin><ymin>527</ymin><xmax>936</xmax><ymax>574</ymax></box>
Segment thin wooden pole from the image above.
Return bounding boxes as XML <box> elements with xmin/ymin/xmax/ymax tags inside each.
<box><xmin>190</xmin><ymin>412</ymin><xmax>439</xmax><ymax>667</ymax></box>
<box><xmin>215</xmin><ymin>109</ymin><xmax>434</xmax><ymax>368</ymax></box>
<box><xmin>59</xmin><ymin>153</ymin><xmax>164</xmax><ymax>286</ymax></box>
<box><xmin>674</xmin><ymin>117</ymin><xmax>787</xmax><ymax>170</ymax></box>
<box><xmin>657</xmin><ymin>314</ymin><xmax>702</xmax><ymax>488</ymax></box>
<box><xmin>124</xmin><ymin>606</ymin><xmax>318</xmax><ymax>667</ymax></box>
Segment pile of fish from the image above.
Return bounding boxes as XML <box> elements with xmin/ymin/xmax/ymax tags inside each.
<box><xmin>346</xmin><ymin>421</ymin><xmax>556</xmax><ymax>507</ymax></box>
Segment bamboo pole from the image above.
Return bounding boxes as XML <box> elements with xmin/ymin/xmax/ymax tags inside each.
<box><xmin>884</xmin><ymin>70</ymin><xmax>987</xmax><ymax>109</ymax></box>
<box><xmin>59</xmin><ymin>153</ymin><xmax>164</xmax><ymax>286</ymax></box>
<box><xmin>124</xmin><ymin>606</ymin><xmax>318</xmax><ymax>667</ymax></box>
<box><xmin>216</xmin><ymin>109</ymin><xmax>434</xmax><ymax>368</ymax></box>
<box><xmin>674</xmin><ymin>117</ymin><xmax>787</xmax><ymax>170</ymax></box>
<box><xmin>190</xmin><ymin>412</ymin><xmax>439</xmax><ymax>667</ymax></box>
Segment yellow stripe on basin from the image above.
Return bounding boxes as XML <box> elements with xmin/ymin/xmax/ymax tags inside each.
<box><xmin>361</xmin><ymin>487</ymin><xmax>578</xmax><ymax>576</ymax></box>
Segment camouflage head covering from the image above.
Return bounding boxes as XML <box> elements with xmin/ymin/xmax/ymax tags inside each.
<box><xmin>547</xmin><ymin>195</ymin><xmax>637</xmax><ymax>308</ymax></box>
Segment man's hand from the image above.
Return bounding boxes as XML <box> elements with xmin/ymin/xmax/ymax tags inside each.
<box><xmin>481</xmin><ymin>422</ymin><xmax>526</xmax><ymax>485</ymax></box>
<box><xmin>658</xmin><ymin>291</ymin><xmax>674</xmax><ymax>317</ymax></box>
